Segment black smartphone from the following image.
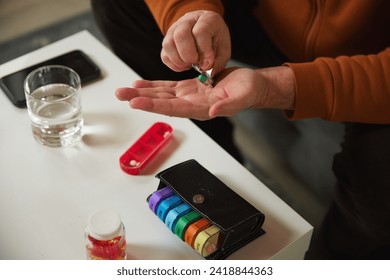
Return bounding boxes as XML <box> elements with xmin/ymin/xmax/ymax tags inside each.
<box><xmin>0</xmin><ymin>50</ymin><xmax>101</xmax><ymax>108</ymax></box>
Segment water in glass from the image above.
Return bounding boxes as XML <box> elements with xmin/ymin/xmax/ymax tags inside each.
<box><xmin>27</xmin><ymin>83</ymin><xmax>83</xmax><ymax>147</ymax></box>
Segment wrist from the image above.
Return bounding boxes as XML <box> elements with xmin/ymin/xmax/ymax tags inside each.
<box><xmin>255</xmin><ymin>66</ymin><xmax>295</xmax><ymax>110</ymax></box>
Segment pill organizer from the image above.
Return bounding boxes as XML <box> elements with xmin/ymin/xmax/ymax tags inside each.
<box><xmin>184</xmin><ymin>217</ymin><xmax>211</xmax><ymax>248</ymax></box>
<box><xmin>194</xmin><ymin>225</ymin><xmax>221</xmax><ymax>257</ymax></box>
<box><xmin>148</xmin><ymin>186</ymin><xmax>174</xmax><ymax>212</ymax></box>
<box><xmin>156</xmin><ymin>194</ymin><xmax>182</xmax><ymax>221</ymax></box>
<box><xmin>165</xmin><ymin>203</ymin><xmax>192</xmax><ymax>232</ymax></box>
<box><xmin>120</xmin><ymin>122</ymin><xmax>173</xmax><ymax>175</ymax></box>
<box><xmin>148</xmin><ymin>188</ymin><xmax>223</xmax><ymax>258</ymax></box>
<box><xmin>174</xmin><ymin>210</ymin><xmax>201</xmax><ymax>240</ymax></box>
<box><xmin>147</xmin><ymin>159</ymin><xmax>266</xmax><ymax>259</ymax></box>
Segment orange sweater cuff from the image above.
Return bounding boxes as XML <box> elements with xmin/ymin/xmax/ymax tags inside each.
<box><xmin>145</xmin><ymin>0</ymin><xmax>224</xmax><ymax>34</ymax></box>
<box><xmin>284</xmin><ymin>60</ymin><xmax>335</xmax><ymax>121</ymax></box>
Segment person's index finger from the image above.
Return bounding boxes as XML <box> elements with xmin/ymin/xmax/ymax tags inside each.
<box><xmin>173</xmin><ymin>21</ymin><xmax>199</xmax><ymax>64</ymax></box>
<box><xmin>192</xmin><ymin>21</ymin><xmax>214</xmax><ymax>70</ymax></box>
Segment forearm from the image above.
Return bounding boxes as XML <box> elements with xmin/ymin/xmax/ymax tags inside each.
<box><xmin>286</xmin><ymin>47</ymin><xmax>390</xmax><ymax>123</ymax></box>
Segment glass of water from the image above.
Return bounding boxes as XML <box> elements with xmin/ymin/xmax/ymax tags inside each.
<box><xmin>24</xmin><ymin>65</ymin><xmax>83</xmax><ymax>147</ymax></box>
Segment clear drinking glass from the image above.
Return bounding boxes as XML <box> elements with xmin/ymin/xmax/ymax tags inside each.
<box><xmin>24</xmin><ymin>65</ymin><xmax>83</xmax><ymax>147</ymax></box>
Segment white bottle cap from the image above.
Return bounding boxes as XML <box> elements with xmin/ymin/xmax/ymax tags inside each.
<box><xmin>87</xmin><ymin>209</ymin><xmax>122</xmax><ymax>241</ymax></box>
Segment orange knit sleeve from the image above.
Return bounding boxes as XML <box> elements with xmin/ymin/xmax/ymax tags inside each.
<box><xmin>285</xmin><ymin>47</ymin><xmax>390</xmax><ymax>124</ymax></box>
<box><xmin>144</xmin><ymin>0</ymin><xmax>224</xmax><ymax>34</ymax></box>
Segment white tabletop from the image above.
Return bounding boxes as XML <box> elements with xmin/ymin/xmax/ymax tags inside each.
<box><xmin>0</xmin><ymin>31</ymin><xmax>312</xmax><ymax>260</ymax></box>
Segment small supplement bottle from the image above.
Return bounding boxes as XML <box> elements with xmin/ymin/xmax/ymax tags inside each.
<box><xmin>85</xmin><ymin>209</ymin><xmax>127</xmax><ymax>260</ymax></box>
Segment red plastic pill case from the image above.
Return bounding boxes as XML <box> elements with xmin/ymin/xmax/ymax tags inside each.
<box><xmin>119</xmin><ymin>122</ymin><xmax>173</xmax><ymax>175</ymax></box>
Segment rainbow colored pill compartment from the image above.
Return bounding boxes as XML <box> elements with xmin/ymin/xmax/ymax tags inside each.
<box><xmin>147</xmin><ymin>186</ymin><xmax>223</xmax><ymax>258</ymax></box>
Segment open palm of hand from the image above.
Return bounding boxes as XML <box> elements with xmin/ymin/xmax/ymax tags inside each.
<box><xmin>116</xmin><ymin>68</ymin><xmax>264</xmax><ymax>120</ymax></box>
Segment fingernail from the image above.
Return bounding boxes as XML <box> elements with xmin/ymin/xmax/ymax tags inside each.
<box><xmin>201</xmin><ymin>59</ymin><xmax>210</xmax><ymax>69</ymax></box>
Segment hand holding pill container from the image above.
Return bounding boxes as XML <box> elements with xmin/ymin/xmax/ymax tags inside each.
<box><xmin>192</xmin><ymin>64</ymin><xmax>213</xmax><ymax>87</ymax></box>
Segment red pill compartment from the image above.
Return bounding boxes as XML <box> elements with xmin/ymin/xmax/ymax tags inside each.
<box><xmin>120</xmin><ymin>142</ymin><xmax>152</xmax><ymax>168</ymax></box>
<box><xmin>119</xmin><ymin>122</ymin><xmax>173</xmax><ymax>175</ymax></box>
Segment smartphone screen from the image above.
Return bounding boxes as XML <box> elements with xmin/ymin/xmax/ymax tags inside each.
<box><xmin>0</xmin><ymin>50</ymin><xmax>101</xmax><ymax>108</ymax></box>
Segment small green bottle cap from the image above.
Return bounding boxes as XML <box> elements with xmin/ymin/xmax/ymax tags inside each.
<box><xmin>198</xmin><ymin>74</ymin><xmax>208</xmax><ymax>84</ymax></box>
